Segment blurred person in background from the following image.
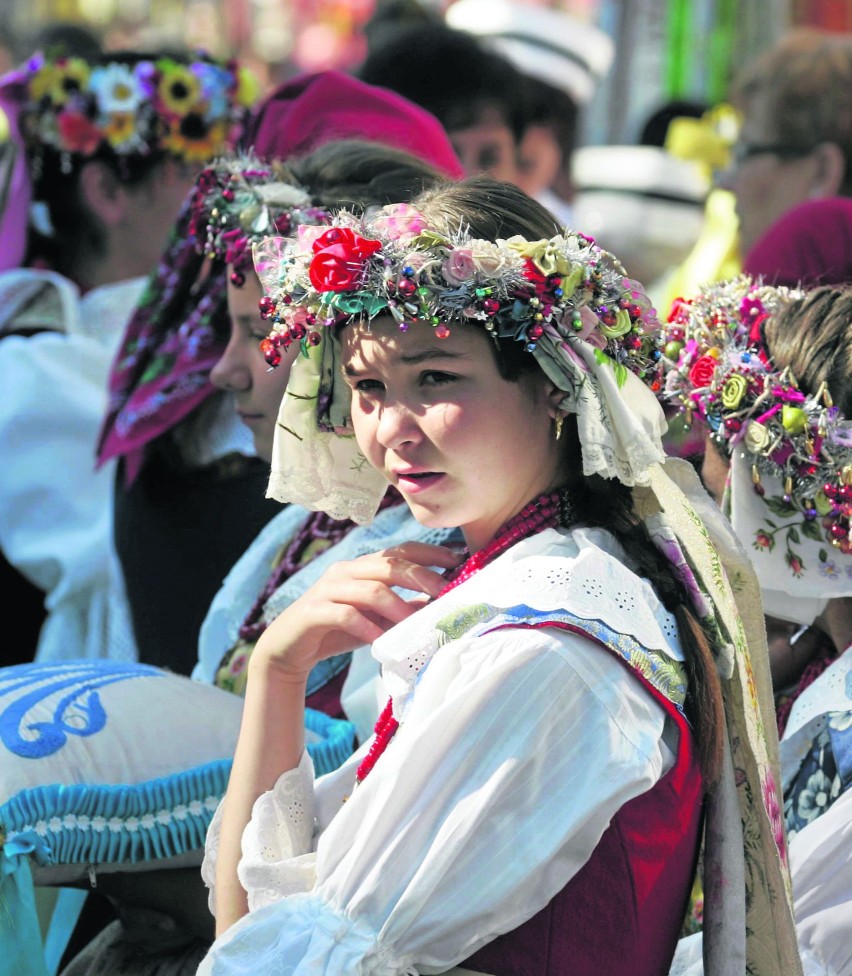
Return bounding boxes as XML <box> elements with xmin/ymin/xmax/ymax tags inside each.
<box><xmin>721</xmin><ymin>28</ymin><xmax>852</xmax><ymax>263</ymax></box>
<box><xmin>663</xmin><ymin>280</ymin><xmax>852</xmax><ymax>976</ymax></box>
<box><xmin>445</xmin><ymin>0</ymin><xmax>613</xmax><ymax>224</ymax></box>
<box><xmin>0</xmin><ymin>49</ymin><xmax>255</xmax><ymax>667</ymax></box>
<box><xmin>358</xmin><ymin>19</ymin><xmax>527</xmax><ymax>186</ymax></box>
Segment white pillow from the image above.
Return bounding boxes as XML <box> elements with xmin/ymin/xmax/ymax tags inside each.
<box><xmin>0</xmin><ymin>660</ymin><xmax>355</xmax><ymax>885</ymax></box>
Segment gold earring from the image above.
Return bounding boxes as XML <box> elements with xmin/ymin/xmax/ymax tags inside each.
<box><xmin>554</xmin><ymin>414</ymin><xmax>563</xmax><ymax>441</ymax></box>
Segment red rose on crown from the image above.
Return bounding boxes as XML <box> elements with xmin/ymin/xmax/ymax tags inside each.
<box><xmin>688</xmin><ymin>354</ymin><xmax>718</xmax><ymax>388</ymax></box>
<box><xmin>58</xmin><ymin>112</ymin><xmax>103</xmax><ymax>154</ymax></box>
<box><xmin>308</xmin><ymin>227</ymin><xmax>382</xmax><ymax>293</ymax></box>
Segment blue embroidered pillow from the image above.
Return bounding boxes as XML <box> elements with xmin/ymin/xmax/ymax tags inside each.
<box><xmin>0</xmin><ymin>660</ymin><xmax>355</xmax><ymax>884</ymax></box>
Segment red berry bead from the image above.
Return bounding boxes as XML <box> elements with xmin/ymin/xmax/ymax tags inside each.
<box><xmin>260</xmin><ymin>337</ymin><xmax>281</xmax><ymax>367</ymax></box>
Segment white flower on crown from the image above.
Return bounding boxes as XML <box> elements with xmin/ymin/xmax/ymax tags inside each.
<box><xmin>255</xmin><ymin>183</ymin><xmax>313</xmax><ymax>208</ymax></box>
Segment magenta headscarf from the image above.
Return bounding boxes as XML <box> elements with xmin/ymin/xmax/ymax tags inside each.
<box><xmin>0</xmin><ymin>68</ymin><xmax>33</xmax><ymax>272</ymax></box>
<box><xmin>743</xmin><ymin>196</ymin><xmax>852</xmax><ymax>288</ymax></box>
<box><xmin>97</xmin><ymin>71</ymin><xmax>463</xmax><ymax>481</ymax></box>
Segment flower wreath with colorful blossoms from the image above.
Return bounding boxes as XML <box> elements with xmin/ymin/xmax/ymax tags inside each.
<box><xmin>660</xmin><ymin>275</ymin><xmax>852</xmax><ymax>622</ymax></box>
<box><xmin>188</xmin><ymin>154</ymin><xmax>331</xmax><ymax>287</ymax></box>
<box><xmin>18</xmin><ymin>52</ymin><xmax>257</xmax><ymax>171</ymax></box>
<box><xmin>253</xmin><ymin>203</ymin><xmax>670</xmax><ymax>522</ymax></box>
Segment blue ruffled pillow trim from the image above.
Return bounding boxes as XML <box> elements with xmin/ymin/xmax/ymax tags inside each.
<box><xmin>0</xmin><ymin>709</ymin><xmax>355</xmax><ymax>870</ymax></box>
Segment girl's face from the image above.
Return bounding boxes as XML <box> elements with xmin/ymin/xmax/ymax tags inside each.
<box><xmin>342</xmin><ymin>317</ymin><xmax>566</xmax><ymax>552</ymax></box>
<box><xmin>211</xmin><ymin>270</ymin><xmax>300</xmax><ymax>463</ymax></box>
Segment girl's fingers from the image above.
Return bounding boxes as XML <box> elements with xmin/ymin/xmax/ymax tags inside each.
<box><xmin>379</xmin><ymin>541</ymin><xmax>465</xmax><ymax>570</ymax></box>
<box><xmin>333</xmin><ymin>579</ymin><xmax>423</xmax><ymax>626</ymax></box>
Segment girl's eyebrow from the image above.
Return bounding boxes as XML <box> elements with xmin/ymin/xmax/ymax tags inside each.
<box><xmin>344</xmin><ymin>349</ymin><xmax>469</xmax><ymax>375</ymax></box>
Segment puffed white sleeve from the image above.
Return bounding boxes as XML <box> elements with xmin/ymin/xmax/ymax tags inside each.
<box><xmin>198</xmin><ymin>622</ymin><xmax>674</xmax><ymax>976</ymax></box>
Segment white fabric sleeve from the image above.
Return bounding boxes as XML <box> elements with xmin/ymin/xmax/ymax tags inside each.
<box><xmin>198</xmin><ymin>626</ymin><xmax>673</xmax><ymax>975</ymax></box>
<box><xmin>201</xmin><ymin>749</ymin><xmax>318</xmax><ymax>917</ymax></box>
<box><xmin>0</xmin><ymin>333</ymin><xmax>129</xmax><ymax>662</ymax></box>
<box><xmin>788</xmin><ymin>786</ymin><xmax>852</xmax><ymax>976</ymax></box>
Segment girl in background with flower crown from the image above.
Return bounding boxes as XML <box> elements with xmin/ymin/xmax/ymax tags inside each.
<box><xmin>0</xmin><ymin>49</ymin><xmax>255</xmax><ymax>669</ymax></box>
<box><xmin>199</xmin><ymin>179</ymin><xmax>800</xmax><ymax>976</ymax></box>
<box><xmin>663</xmin><ymin>282</ymin><xmax>852</xmax><ymax>976</ymax></box>
<box><xmin>191</xmin><ymin>140</ymin><xmax>461</xmax><ymax>721</ymax></box>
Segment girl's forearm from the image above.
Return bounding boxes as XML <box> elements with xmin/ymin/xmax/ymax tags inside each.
<box><xmin>214</xmin><ymin>653</ymin><xmax>309</xmax><ymax>935</ymax></box>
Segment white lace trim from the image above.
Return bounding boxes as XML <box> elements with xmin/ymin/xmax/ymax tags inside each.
<box><xmin>203</xmin><ymin>750</ymin><xmax>316</xmax><ymax>916</ymax></box>
<box><xmin>373</xmin><ymin>526</ymin><xmax>682</xmax><ymax>713</ymax></box>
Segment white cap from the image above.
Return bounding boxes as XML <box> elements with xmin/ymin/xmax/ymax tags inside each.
<box><xmin>446</xmin><ymin>0</ymin><xmax>614</xmax><ymax>104</ymax></box>
<box><xmin>570</xmin><ymin>145</ymin><xmax>709</xmax><ymax>285</ymax></box>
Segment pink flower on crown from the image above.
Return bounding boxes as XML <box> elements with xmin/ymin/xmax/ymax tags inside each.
<box><xmin>298</xmin><ymin>224</ymin><xmax>328</xmax><ymax>252</ymax></box>
<box><xmin>369</xmin><ymin>204</ymin><xmax>426</xmax><ymax>240</ymax></box>
<box><xmin>442</xmin><ymin>247</ymin><xmax>477</xmax><ymax>285</ymax></box>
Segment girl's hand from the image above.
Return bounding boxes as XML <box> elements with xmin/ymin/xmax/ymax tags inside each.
<box><xmin>252</xmin><ymin>542</ymin><xmax>463</xmax><ymax>680</ymax></box>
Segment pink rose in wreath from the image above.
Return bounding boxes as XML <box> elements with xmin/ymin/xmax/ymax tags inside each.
<box><xmin>308</xmin><ymin>227</ymin><xmax>382</xmax><ymax>292</ymax></box>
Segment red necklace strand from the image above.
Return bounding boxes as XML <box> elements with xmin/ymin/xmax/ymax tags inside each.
<box><xmin>354</xmin><ymin>489</ymin><xmax>573</xmax><ymax>784</ymax></box>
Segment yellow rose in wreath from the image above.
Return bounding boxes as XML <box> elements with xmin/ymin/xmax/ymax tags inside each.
<box><xmin>721</xmin><ymin>373</ymin><xmax>748</xmax><ymax>410</ymax></box>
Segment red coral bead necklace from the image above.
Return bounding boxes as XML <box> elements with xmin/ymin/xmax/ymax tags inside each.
<box><xmin>354</xmin><ymin>488</ymin><xmax>574</xmax><ymax>784</ymax></box>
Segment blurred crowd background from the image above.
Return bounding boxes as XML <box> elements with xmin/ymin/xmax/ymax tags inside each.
<box><xmin>1</xmin><ymin>0</ymin><xmax>846</xmax><ymax>149</ymax></box>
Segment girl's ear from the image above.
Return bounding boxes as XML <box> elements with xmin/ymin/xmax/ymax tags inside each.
<box><xmin>78</xmin><ymin>160</ymin><xmax>128</xmax><ymax>228</ymax></box>
<box><xmin>544</xmin><ymin>379</ymin><xmax>566</xmax><ymax>417</ymax></box>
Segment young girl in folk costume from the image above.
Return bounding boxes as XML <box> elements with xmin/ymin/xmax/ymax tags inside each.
<box><xmin>663</xmin><ymin>280</ymin><xmax>852</xmax><ymax>975</ymax></box>
<box><xmin>200</xmin><ymin>179</ymin><xmax>800</xmax><ymax>976</ymax></box>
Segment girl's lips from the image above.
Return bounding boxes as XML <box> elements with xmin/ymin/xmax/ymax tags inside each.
<box><xmin>395</xmin><ymin>471</ymin><xmax>445</xmax><ymax>494</ymax></box>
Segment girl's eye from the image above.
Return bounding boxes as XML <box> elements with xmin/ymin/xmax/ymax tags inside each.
<box><xmin>355</xmin><ymin>378</ymin><xmax>385</xmax><ymax>394</ymax></box>
<box><xmin>421</xmin><ymin>371</ymin><xmax>456</xmax><ymax>386</ymax></box>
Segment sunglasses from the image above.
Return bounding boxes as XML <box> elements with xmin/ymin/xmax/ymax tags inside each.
<box><xmin>728</xmin><ymin>143</ymin><xmax>814</xmax><ymax>167</ymax></box>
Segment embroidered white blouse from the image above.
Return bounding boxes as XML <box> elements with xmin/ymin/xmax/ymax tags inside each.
<box><xmin>199</xmin><ymin>527</ymin><xmax>685</xmax><ymax>975</ymax></box>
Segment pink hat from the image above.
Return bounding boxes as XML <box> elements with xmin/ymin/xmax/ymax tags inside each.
<box><xmin>243</xmin><ymin>70</ymin><xmax>464</xmax><ymax>178</ymax></box>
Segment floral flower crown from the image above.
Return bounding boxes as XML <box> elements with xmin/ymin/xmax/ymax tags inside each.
<box><xmin>188</xmin><ymin>154</ymin><xmax>331</xmax><ymax>288</ymax></box>
<box><xmin>19</xmin><ymin>52</ymin><xmax>257</xmax><ymax>170</ymax></box>
<box><xmin>255</xmin><ymin>203</ymin><xmax>663</xmax><ymax>384</ymax></box>
<box><xmin>661</xmin><ymin>276</ymin><xmax>852</xmax><ymax>557</ymax></box>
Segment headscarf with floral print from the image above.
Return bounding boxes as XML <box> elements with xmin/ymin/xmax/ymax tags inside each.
<box><xmin>95</xmin><ymin>154</ymin><xmax>331</xmax><ymax>481</ymax></box>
